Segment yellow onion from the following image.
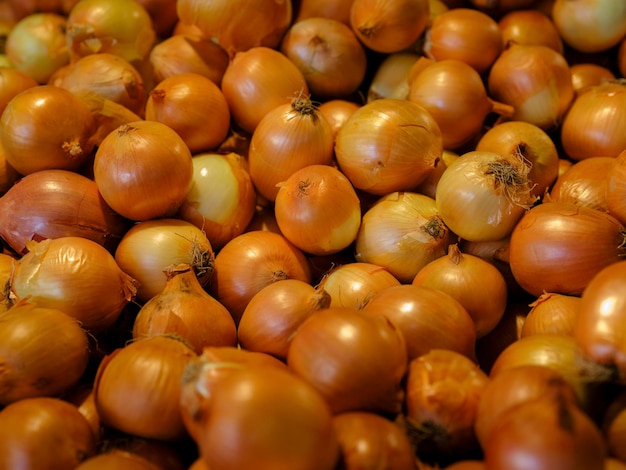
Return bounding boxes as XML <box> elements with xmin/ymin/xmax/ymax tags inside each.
<box><xmin>9</xmin><ymin>237</ymin><xmax>138</xmax><ymax>334</ymax></box>
<box><xmin>522</xmin><ymin>292</ymin><xmax>581</xmax><ymax>338</ymax></box>
<box><xmin>335</xmin><ymin>98</ymin><xmax>443</xmax><ymax>196</ymax></box>
<box><xmin>570</xmin><ymin>63</ymin><xmax>616</xmax><ymax>96</ymax></box>
<box><xmin>176</xmin><ymin>0</ymin><xmax>292</xmax><ymax>57</ymax></box>
<box><xmin>367</xmin><ymin>51</ymin><xmax>421</xmax><ymax>102</ymax></box>
<box><xmin>355</xmin><ymin>191</ymin><xmax>453</xmax><ymax>283</ymax></box>
<box><xmin>497</xmin><ymin>9</ymin><xmax>564</xmax><ymax>54</ymax></box>
<box><xmin>607</xmin><ymin>149</ymin><xmax>626</xmax><ymax>225</ymax></box>
<box><xmin>295</xmin><ymin>0</ymin><xmax>353</xmax><ymax>24</ymax></box>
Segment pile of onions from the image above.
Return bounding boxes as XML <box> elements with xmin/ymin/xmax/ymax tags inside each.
<box><xmin>274</xmin><ymin>164</ymin><xmax>361</xmax><ymax>256</ymax></box>
<box><xmin>9</xmin><ymin>237</ymin><xmax>139</xmax><ymax>334</ymax></box>
<box><xmin>355</xmin><ymin>191</ymin><xmax>453</xmax><ymax>283</ymax></box>
<box><xmin>93</xmin><ymin>120</ymin><xmax>193</xmax><ymax>221</ymax></box>
<box><xmin>132</xmin><ymin>264</ymin><xmax>237</xmax><ymax>354</ymax></box>
<box><xmin>287</xmin><ymin>306</ymin><xmax>408</xmax><ymax>414</ymax></box>
<box><xmin>145</xmin><ymin>72</ymin><xmax>230</xmax><ymax>153</ymax></box>
<box><xmin>0</xmin><ymin>84</ymin><xmax>96</xmax><ymax>175</ymax></box>
<box><xmin>176</xmin><ymin>0</ymin><xmax>293</xmax><ymax>57</ymax></box>
<box><xmin>0</xmin><ymin>169</ymin><xmax>129</xmax><ymax>255</ymax></box>
<box><xmin>113</xmin><ymin>218</ymin><xmax>214</xmax><ymax>304</ymax></box>
<box><xmin>335</xmin><ymin>98</ymin><xmax>443</xmax><ymax>196</ymax></box>
<box><xmin>0</xmin><ymin>300</ymin><xmax>89</xmax><ymax>405</ymax></box>
<box><xmin>247</xmin><ymin>94</ymin><xmax>334</xmax><ymax>202</ymax></box>
<box><xmin>176</xmin><ymin>152</ymin><xmax>257</xmax><ymax>251</ymax></box>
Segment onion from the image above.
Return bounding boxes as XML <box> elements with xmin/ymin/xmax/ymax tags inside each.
<box><xmin>0</xmin><ymin>84</ymin><xmax>96</xmax><ymax>175</ymax></box>
<box><xmin>211</xmin><ymin>230</ymin><xmax>312</xmax><ymax>325</ymax></box>
<box><xmin>574</xmin><ymin>260</ymin><xmax>626</xmax><ymax>376</ymax></box>
<box><xmin>247</xmin><ymin>94</ymin><xmax>334</xmax><ymax>202</ymax></box>
<box><xmin>508</xmin><ymin>201</ymin><xmax>626</xmax><ymax>297</ymax></box>
<box><xmin>497</xmin><ymin>9</ymin><xmax>564</xmax><ymax>54</ymax></box>
<box><xmin>474</xmin><ymin>120</ymin><xmax>560</xmax><ymax>199</ymax></box>
<box><xmin>133</xmin><ymin>264</ymin><xmax>237</xmax><ymax>354</ymax></box>
<box><xmin>93</xmin><ymin>335</ymin><xmax>196</xmax><ymax>441</ymax></box>
<box><xmin>0</xmin><ymin>169</ymin><xmax>129</xmax><ymax>255</ymax></box>
<box><xmin>570</xmin><ymin>63</ymin><xmax>616</xmax><ymax>96</ymax></box>
<box><xmin>176</xmin><ymin>152</ymin><xmax>257</xmax><ymax>251</ymax></box>
<box><xmin>5</xmin><ymin>12</ymin><xmax>69</xmax><ymax>83</ymax></box>
<box><xmin>607</xmin><ymin>149</ymin><xmax>626</xmax><ymax>225</ymax></box>
<box><xmin>362</xmin><ymin>284</ymin><xmax>477</xmax><ymax>361</ymax></box>
<box><xmin>468</xmin><ymin>0</ymin><xmax>538</xmax><ymax>15</ymax></box>
<box><xmin>65</xmin><ymin>0</ymin><xmax>156</xmax><ymax>62</ymax></box>
<box><xmin>63</xmin><ymin>386</ymin><xmax>101</xmax><ymax>443</ymax></box>
<box><xmin>619</xmin><ymin>38</ymin><xmax>626</xmax><ymax>77</ymax></box>
<box><xmin>295</xmin><ymin>0</ymin><xmax>353</xmax><ymax>24</ymax></box>
<box><xmin>408</xmin><ymin>59</ymin><xmax>514</xmax><ymax>150</ymax></box>
<box><xmin>552</xmin><ymin>0</ymin><xmax>626</xmax><ymax>53</ymax></box>
<box><xmin>274</xmin><ymin>164</ymin><xmax>361</xmax><ymax>255</ymax></box>
<box><xmin>412</xmin><ymin>243</ymin><xmax>508</xmax><ymax>338</ymax></box>
<box><xmin>287</xmin><ymin>306</ymin><xmax>408</xmax><ymax>414</ymax></box>
<box><xmin>0</xmin><ymin>66</ymin><xmax>38</xmax><ymax>115</ymax></box>
<box><xmin>560</xmin><ymin>80</ymin><xmax>626</xmax><ymax>161</ymax></box>
<box><xmin>423</xmin><ymin>8</ymin><xmax>503</xmax><ymax>74</ymax></box>
<box><xmin>0</xmin><ymin>300</ymin><xmax>89</xmax><ymax>405</ymax></box>
<box><xmin>9</xmin><ymin>237</ymin><xmax>138</xmax><ymax>333</ymax></box>
<box><xmin>335</xmin><ymin>98</ymin><xmax>443</xmax><ymax>196</ymax></box>
<box><xmin>176</xmin><ymin>0</ymin><xmax>292</xmax><ymax>57</ymax></box>
<box><xmin>604</xmin><ymin>391</ymin><xmax>626</xmax><ymax>462</ymax></box>
<box><xmin>474</xmin><ymin>364</ymin><xmax>580</xmax><ymax>448</ymax></box>
<box><xmin>404</xmin><ymin>349</ymin><xmax>489</xmax><ymax>467</ymax></box>
<box><xmin>355</xmin><ymin>191</ymin><xmax>453</xmax><ymax>283</ymax></box>
<box><xmin>0</xmin><ymin>397</ymin><xmax>97</xmax><ymax>468</ymax></box>
<box><xmin>221</xmin><ymin>46</ymin><xmax>309</xmax><ymax>135</ymax></box>
<box><xmin>56</xmin><ymin>52</ymin><xmax>146</xmax><ymax>117</ymax></box>
<box><xmin>332</xmin><ymin>412</ymin><xmax>417</xmax><ymax>469</ymax></box>
<box><xmin>317</xmin><ymin>262</ymin><xmax>401</xmax><ymax>310</ymax></box>
<box><xmin>114</xmin><ymin>218</ymin><xmax>214</xmax><ymax>304</ymax></box>
<box><xmin>193</xmin><ymin>366</ymin><xmax>340</xmax><ymax>470</ymax></box>
<box><xmin>135</xmin><ymin>0</ymin><xmax>178</xmax><ymax>39</ymax></box>
<box><xmin>0</xmin><ymin>253</ymin><xmax>16</xmax><ymax>313</ymax></box>
<box><xmin>93</xmin><ymin>120</ymin><xmax>193</xmax><ymax>221</ymax></box>
<box><xmin>317</xmin><ymin>99</ymin><xmax>360</xmax><ymax>139</ymax></box>
<box><xmin>367</xmin><ymin>51</ymin><xmax>421</xmax><ymax>102</ymax></box>
<box><xmin>548</xmin><ymin>156</ymin><xmax>614</xmax><ymax>212</ymax></box>
<box><xmin>280</xmin><ymin>17</ymin><xmax>367</xmax><ymax>99</ymax></box>
<box><xmin>350</xmin><ymin>0</ymin><xmax>430</xmax><ymax>53</ymax></box>
<box><xmin>238</xmin><ymin>279</ymin><xmax>330</xmax><ymax>361</ymax></box>
<box><xmin>521</xmin><ymin>292</ymin><xmax>581</xmax><ymax>337</ymax></box>
<box><xmin>487</xmin><ymin>43</ymin><xmax>575</xmax><ymax>130</ymax></box>
<box><xmin>435</xmin><ymin>150</ymin><xmax>537</xmax><ymax>243</ymax></box>
<box><xmin>75</xmin><ymin>451</ymin><xmax>162</xmax><ymax>470</ymax></box>
<box><xmin>148</xmin><ymin>34</ymin><xmax>229</xmax><ymax>86</ymax></box>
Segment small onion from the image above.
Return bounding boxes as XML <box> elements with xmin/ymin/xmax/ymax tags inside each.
<box><xmin>570</xmin><ymin>63</ymin><xmax>616</xmax><ymax>96</ymax></box>
<box><xmin>412</xmin><ymin>243</ymin><xmax>508</xmax><ymax>338</ymax></box>
<box><xmin>9</xmin><ymin>237</ymin><xmax>139</xmax><ymax>333</ymax></box>
<box><xmin>521</xmin><ymin>292</ymin><xmax>581</xmax><ymax>338</ymax></box>
<box><xmin>335</xmin><ymin>98</ymin><xmax>443</xmax><ymax>196</ymax></box>
<box><xmin>497</xmin><ymin>9</ymin><xmax>564</xmax><ymax>54</ymax></box>
<box><xmin>93</xmin><ymin>120</ymin><xmax>193</xmax><ymax>221</ymax></box>
<box><xmin>287</xmin><ymin>306</ymin><xmax>408</xmax><ymax>414</ymax></box>
<box><xmin>93</xmin><ymin>335</ymin><xmax>196</xmax><ymax>441</ymax></box>
<box><xmin>508</xmin><ymin>201</ymin><xmax>626</xmax><ymax>297</ymax></box>
<box><xmin>354</xmin><ymin>191</ymin><xmax>453</xmax><ymax>283</ymax></box>
<box><xmin>114</xmin><ymin>218</ymin><xmax>214</xmax><ymax>304</ymax></box>
<box><xmin>367</xmin><ymin>52</ymin><xmax>421</xmax><ymax>102</ymax></box>
<box><xmin>274</xmin><ymin>164</ymin><xmax>361</xmax><ymax>256</ymax></box>
<box><xmin>318</xmin><ymin>99</ymin><xmax>361</xmax><ymax>139</ymax></box>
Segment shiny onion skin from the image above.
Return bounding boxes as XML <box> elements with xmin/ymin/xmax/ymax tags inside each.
<box><xmin>274</xmin><ymin>164</ymin><xmax>361</xmax><ymax>256</ymax></box>
<box><xmin>9</xmin><ymin>237</ymin><xmax>139</xmax><ymax>334</ymax></box>
<box><xmin>0</xmin><ymin>66</ymin><xmax>39</xmax><ymax>116</ymax></box>
<box><xmin>497</xmin><ymin>9</ymin><xmax>564</xmax><ymax>54</ymax></box>
<box><xmin>332</xmin><ymin>412</ymin><xmax>417</xmax><ymax>470</ymax></box>
<box><xmin>176</xmin><ymin>0</ymin><xmax>293</xmax><ymax>57</ymax></box>
<box><xmin>0</xmin><ymin>169</ymin><xmax>129</xmax><ymax>255</ymax></box>
<box><xmin>93</xmin><ymin>335</ymin><xmax>196</xmax><ymax>441</ymax></box>
<box><xmin>0</xmin><ymin>300</ymin><xmax>89</xmax><ymax>405</ymax></box>
<box><xmin>0</xmin><ymin>84</ymin><xmax>96</xmax><ymax>175</ymax></box>
<box><xmin>335</xmin><ymin>99</ymin><xmax>443</xmax><ymax>196</ymax></box>
<box><xmin>435</xmin><ymin>150</ymin><xmax>537</xmax><ymax>243</ymax></box>
<box><xmin>318</xmin><ymin>99</ymin><xmax>361</xmax><ymax>139</ymax></box>
<box><xmin>176</xmin><ymin>152</ymin><xmax>257</xmax><ymax>251</ymax></box>
<box><xmin>607</xmin><ymin>149</ymin><xmax>626</xmax><ymax>225</ymax></box>
<box><xmin>508</xmin><ymin>201</ymin><xmax>626</xmax><ymax>297</ymax></box>
<box><xmin>412</xmin><ymin>244</ymin><xmax>508</xmax><ymax>339</ymax></box>
<box><xmin>361</xmin><ymin>284</ymin><xmax>477</xmax><ymax>361</ymax></box>
<box><xmin>132</xmin><ymin>264</ymin><xmax>237</xmax><ymax>355</ymax></box>
<box><xmin>483</xmin><ymin>395</ymin><xmax>606</xmax><ymax>470</ymax></box>
<box><xmin>0</xmin><ymin>397</ymin><xmax>97</xmax><ymax>469</ymax></box>
<box><xmin>355</xmin><ymin>191</ymin><xmax>453</xmax><ymax>284</ymax></box>
<box><xmin>574</xmin><ymin>260</ymin><xmax>626</xmax><ymax>377</ymax></box>
<box><xmin>193</xmin><ymin>366</ymin><xmax>340</xmax><ymax>470</ymax></box>
<box><xmin>211</xmin><ymin>230</ymin><xmax>312</xmax><ymax>325</ymax></box>
<box><xmin>237</xmin><ymin>279</ymin><xmax>331</xmax><ymax>361</ymax></box>
<box><xmin>295</xmin><ymin>0</ymin><xmax>353</xmax><ymax>24</ymax></box>
<box><xmin>247</xmin><ymin>95</ymin><xmax>334</xmax><ymax>202</ymax></box>
<box><xmin>93</xmin><ymin>120</ymin><xmax>194</xmax><ymax>222</ymax></box>
<box><xmin>404</xmin><ymin>349</ymin><xmax>489</xmax><ymax>467</ymax></box>
<box><xmin>287</xmin><ymin>306</ymin><xmax>408</xmax><ymax>414</ymax></box>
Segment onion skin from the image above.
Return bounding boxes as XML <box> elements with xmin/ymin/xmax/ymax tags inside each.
<box><xmin>607</xmin><ymin>149</ymin><xmax>626</xmax><ymax>226</ymax></box>
<box><xmin>0</xmin><ymin>169</ymin><xmax>129</xmax><ymax>255</ymax></box>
